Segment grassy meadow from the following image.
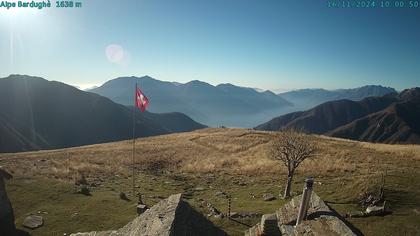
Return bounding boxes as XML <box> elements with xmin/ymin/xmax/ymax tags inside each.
<box><xmin>1</xmin><ymin>128</ymin><xmax>420</xmax><ymax>235</ymax></box>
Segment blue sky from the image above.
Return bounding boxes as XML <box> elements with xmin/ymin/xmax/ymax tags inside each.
<box><xmin>0</xmin><ymin>0</ymin><xmax>419</xmax><ymax>90</ymax></box>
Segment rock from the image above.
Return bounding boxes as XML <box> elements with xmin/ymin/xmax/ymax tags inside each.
<box><xmin>206</xmin><ymin>173</ymin><xmax>215</xmax><ymax>178</ymax></box>
<box><xmin>136</xmin><ymin>204</ymin><xmax>149</xmax><ymax>214</ymax></box>
<box><xmin>119</xmin><ymin>192</ymin><xmax>129</xmax><ymax>201</ymax></box>
<box><xmin>22</xmin><ymin>215</ymin><xmax>44</xmax><ymax>229</ymax></box>
<box><xmin>263</xmin><ymin>193</ymin><xmax>276</xmax><ymax>201</ymax></box>
<box><xmin>79</xmin><ymin>186</ymin><xmax>90</xmax><ymax>196</ymax></box>
<box><xmin>0</xmin><ymin>168</ymin><xmax>15</xmax><ymax>235</ymax></box>
<box><xmin>214</xmin><ymin>191</ymin><xmax>225</xmax><ymax>197</ymax></box>
<box><xmin>194</xmin><ymin>187</ymin><xmax>205</xmax><ymax>191</ymax></box>
<box><xmin>366</xmin><ymin>203</ymin><xmax>386</xmax><ymax>216</ymax></box>
<box><xmin>71</xmin><ymin>194</ymin><xmax>227</xmax><ymax>236</ymax></box>
<box><xmin>246</xmin><ymin>192</ymin><xmax>359</xmax><ymax>236</ymax></box>
<box><xmin>207</xmin><ymin>203</ymin><xmax>222</xmax><ymax>216</ymax></box>
<box><xmin>229</xmin><ymin>212</ymin><xmax>239</xmax><ymax>218</ymax></box>
<box><xmin>238</xmin><ymin>212</ymin><xmax>261</xmax><ymax>218</ymax></box>
<box><xmin>213</xmin><ymin>214</ymin><xmax>224</xmax><ymax>219</ymax></box>
<box><xmin>347</xmin><ymin>211</ymin><xmax>366</xmax><ymax>218</ymax></box>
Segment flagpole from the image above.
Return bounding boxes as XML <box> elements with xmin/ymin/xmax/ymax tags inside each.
<box><xmin>132</xmin><ymin>83</ymin><xmax>136</xmax><ymax>195</ymax></box>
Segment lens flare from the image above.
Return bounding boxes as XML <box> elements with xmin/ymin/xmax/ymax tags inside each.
<box><xmin>105</xmin><ymin>44</ymin><xmax>124</xmax><ymax>63</ymax></box>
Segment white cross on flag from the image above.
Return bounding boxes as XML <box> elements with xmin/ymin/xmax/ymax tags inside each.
<box><xmin>135</xmin><ymin>86</ymin><xmax>149</xmax><ymax>112</ymax></box>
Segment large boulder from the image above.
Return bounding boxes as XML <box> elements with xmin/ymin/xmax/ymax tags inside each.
<box><xmin>22</xmin><ymin>215</ymin><xmax>44</xmax><ymax>229</ymax></box>
<box><xmin>71</xmin><ymin>193</ymin><xmax>226</xmax><ymax>236</ymax></box>
<box><xmin>0</xmin><ymin>168</ymin><xmax>16</xmax><ymax>235</ymax></box>
<box><xmin>246</xmin><ymin>192</ymin><xmax>358</xmax><ymax>236</ymax></box>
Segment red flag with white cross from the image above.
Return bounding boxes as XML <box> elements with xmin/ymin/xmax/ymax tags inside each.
<box><xmin>135</xmin><ymin>86</ymin><xmax>149</xmax><ymax>112</ymax></box>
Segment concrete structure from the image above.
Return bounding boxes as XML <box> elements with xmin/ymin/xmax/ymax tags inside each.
<box><xmin>246</xmin><ymin>192</ymin><xmax>358</xmax><ymax>236</ymax></box>
<box><xmin>296</xmin><ymin>177</ymin><xmax>313</xmax><ymax>226</ymax></box>
<box><xmin>71</xmin><ymin>193</ymin><xmax>227</xmax><ymax>236</ymax></box>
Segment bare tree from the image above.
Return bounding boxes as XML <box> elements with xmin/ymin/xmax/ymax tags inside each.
<box><xmin>270</xmin><ymin>129</ymin><xmax>316</xmax><ymax>199</ymax></box>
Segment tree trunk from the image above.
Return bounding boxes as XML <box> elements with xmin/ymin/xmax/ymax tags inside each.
<box><xmin>283</xmin><ymin>171</ymin><xmax>294</xmax><ymax>199</ymax></box>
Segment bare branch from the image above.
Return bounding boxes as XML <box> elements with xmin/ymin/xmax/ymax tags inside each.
<box><xmin>269</xmin><ymin>129</ymin><xmax>317</xmax><ymax>198</ymax></box>
<box><xmin>269</xmin><ymin>129</ymin><xmax>317</xmax><ymax>173</ymax></box>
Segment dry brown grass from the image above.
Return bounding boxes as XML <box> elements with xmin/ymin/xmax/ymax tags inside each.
<box><xmin>0</xmin><ymin>128</ymin><xmax>417</xmax><ymax>183</ymax></box>
<box><xmin>360</xmin><ymin>142</ymin><xmax>420</xmax><ymax>160</ymax></box>
<box><xmin>3</xmin><ymin>128</ymin><xmax>420</xmax><ymax>236</ymax></box>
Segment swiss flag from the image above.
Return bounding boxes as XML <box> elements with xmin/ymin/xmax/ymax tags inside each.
<box><xmin>135</xmin><ymin>86</ymin><xmax>149</xmax><ymax>112</ymax></box>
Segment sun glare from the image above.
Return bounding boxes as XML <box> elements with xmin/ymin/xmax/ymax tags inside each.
<box><xmin>0</xmin><ymin>0</ymin><xmax>43</xmax><ymax>20</ymax></box>
<box><xmin>1</xmin><ymin>0</ymin><xmax>51</xmax><ymax>67</ymax></box>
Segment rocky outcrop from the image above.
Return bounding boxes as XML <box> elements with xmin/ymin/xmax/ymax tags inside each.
<box><xmin>71</xmin><ymin>193</ymin><xmax>226</xmax><ymax>236</ymax></box>
<box><xmin>246</xmin><ymin>192</ymin><xmax>358</xmax><ymax>236</ymax></box>
<box><xmin>0</xmin><ymin>167</ymin><xmax>16</xmax><ymax>235</ymax></box>
<box><xmin>22</xmin><ymin>215</ymin><xmax>44</xmax><ymax>229</ymax></box>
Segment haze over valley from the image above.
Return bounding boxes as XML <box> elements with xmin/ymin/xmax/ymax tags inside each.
<box><xmin>1</xmin><ymin>74</ymin><xmax>416</xmax><ymax>155</ymax></box>
<box><xmin>89</xmin><ymin>75</ymin><xmax>396</xmax><ymax>127</ymax></box>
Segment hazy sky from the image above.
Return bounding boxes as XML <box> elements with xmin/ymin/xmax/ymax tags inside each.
<box><xmin>0</xmin><ymin>0</ymin><xmax>419</xmax><ymax>90</ymax></box>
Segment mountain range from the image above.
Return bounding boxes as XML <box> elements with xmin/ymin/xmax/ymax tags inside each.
<box><xmin>256</xmin><ymin>88</ymin><xmax>420</xmax><ymax>144</ymax></box>
<box><xmin>89</xmin><ymin>76</ymin><xmax>294</xmax><ymax>127</ymax></box>
<box><xmin>0</xmin><ymin>75</ymin><xmax>205</xmax><ymax>153</ymax></box>
<box><xmin>90</xmin><ymin>76</ymin><xmax>395</xmax><ymax>127</ymax></box>
<box><xmin>327</xmin><ymin>88</ymin><xmax>420</xmax><ymax>143</ymax></box>
<box><xmin>1</xmin><ymin>74</ymin><xmax>411</xmax><ymax>152</ymax></box>
<box><xmin>277</xmin><ymin>85</ymin><xmax>397</xmax><ymax>111</ymax></box>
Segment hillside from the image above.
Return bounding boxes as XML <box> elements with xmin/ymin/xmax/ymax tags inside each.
<box><xmin>1</xmin><ymin>128</ymin><xmax>420</xmax><ymax>235</ymax></box>
<box><xmin>89</xmin><ymin>76</ymin><xmax>292</xmax><ymax>127</ymax></box>
<box><xmin>328</xmin><ymin>88</ymin><xmax>420</xmax><ymax>143</ymax></box>
<box><xmin>256</xmin><ymin>94</ymin><xmax>398</xmax><ymax>134</ymax></box>
<box><xmin>0</xmin><ymin>75</ymin><xmax>205</xmax><ymax>153</ymax></box>
<box><xmin>256</xmin><ymin>89</ymin><xmax>420</xmax><ymax>144</ymax></box>
<box><xmin>278</xmin><ymin>85</ymin><xmax>397</xmax><ymax>111</ymax></box>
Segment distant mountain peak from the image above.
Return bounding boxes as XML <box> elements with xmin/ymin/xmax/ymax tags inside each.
<box><xmin>0</xmin><ymin>75</ymin><xmax>205</xmax><ymax>153</ymax></box>
<box><xmin>257</xmin><ymin>87</ymin><xmax>420</xmax><ymax>144</ymax></box>
<box><xmin>261</xmin><ymin>90</ymin><xmax>277</xmax><ymax>95</ymax></box>
<box><xmin>5</xmin><ymin>74</ymin><xmax>46</xmax><ymax>81</ymax></box>
<box><xmin>281</xmin><ymin>85</ymin><xmax>396</xmax><ymax>94</ymax></box>
<box><xmin>185</xmin><ymin>80</ymin><xmax>214</xmax><ymax>87</ymax></box>
<box><xmin>277</xmin><ymin>85</ymin><xmax>397</xmax><ymax>111</ymax></box>
<box><xmin>399</xmin><ymin>87</ymin><xmax>420</xmax><ymax>102</ymax></box>
<box><xmin>357</xmin><ymin>84</ymin><xmax>395</xmax><ymax>89</ymax></box>
<box><xmin>216</xmin><ymin>83</ymin><xmax>235</xmax><ymax>87</ymax></box>
<box><xmin>277</xmin><ymin>88</ymin><xmax>327</xmax><ymax>94</ymax></box>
